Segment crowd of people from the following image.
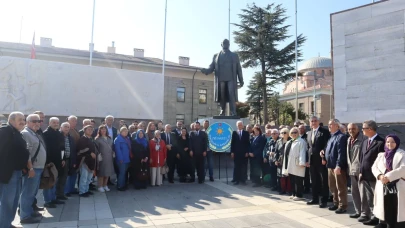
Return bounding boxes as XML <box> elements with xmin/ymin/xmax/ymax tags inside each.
<box><xmin>0</xmin><ymin>111</ymin><xmax>404</xmax><ymax>228</ymax></box>
<box><xmin>231</xmin><ymin>117</ymin><xmax>404</xmax><ymax>228</ymax></box>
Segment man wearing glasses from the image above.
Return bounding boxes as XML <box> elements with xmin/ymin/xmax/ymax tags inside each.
<box><xmin>306</xmin><ymin>116</ymin><xmax>331</xmax><ymax>208</ymax></box>
<box><xmin>358</xmin><ymin>120</ymin><xmax>384</xmax><ymax>226</ymax></box>
<box><xmin>20</xmin><ymin>114</ymin><xmax>47</xmax><ymax>224</ymax></box>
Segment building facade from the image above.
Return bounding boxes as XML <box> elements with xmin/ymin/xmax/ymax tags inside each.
<box><xmin>0</xmin><ymin>39</ymin><xmax>219</xmax><ymax>125</ymax></box>
<box><xmin>280</xmin><ymin>57</ymin><xmax>333</xmax><ymax>124</ymax></box>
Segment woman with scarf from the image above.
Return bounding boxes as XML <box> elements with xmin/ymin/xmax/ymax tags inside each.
<box><xmin>372</xmin><ymin>134</ymin><xmax>405</xmax><ymax>228</ymax></box>
<box><xmin>149</xmin><ymin>130</ymin><xmax>167</xmax><ymax>186</ymax></box>
<box><xmin>131</xmin><ymin>129</ymin><xmax>149</xmax><ymax>189</ymax></box>
<box><xmin>275</xmin><ymin>128</ymin><xmax>292</xmax><ymax>195</ymax></box>
<box><xmin>114</xmin><ymin>127</ymin><xmax>131</xmax><ymax>191</ymax></box>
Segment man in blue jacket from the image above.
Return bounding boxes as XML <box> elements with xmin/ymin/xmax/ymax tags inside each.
<box><xmin>322</xmin><ymin>119</ymin><xmax>348</xmax><ymax>214</ymax></box>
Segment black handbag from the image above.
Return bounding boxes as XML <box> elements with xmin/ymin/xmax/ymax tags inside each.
<box><xmin>137</xmin><ymin>162</ymin><xmax>149</xmax><ymax>181</ymax></box>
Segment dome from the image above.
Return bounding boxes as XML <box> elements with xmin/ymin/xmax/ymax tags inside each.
<box><xmin>298</xmin><ymin>57</ymin><xmax>332</xmax><ymax>72</ymax></box>
<box><xmin>303</xmin><ymin>71</ymin><xmax>315</xmax><ymax>76</ymax></box>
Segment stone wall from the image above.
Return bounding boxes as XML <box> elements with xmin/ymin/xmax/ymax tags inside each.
<box><xmin>331</xmin><ymin>0</ymin><xmax>405</xmax><ymax>124</ymax></box>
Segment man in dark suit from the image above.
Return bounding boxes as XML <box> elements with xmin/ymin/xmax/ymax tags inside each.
<box><xmin>172</xmin><ymin>121</ymin><xmax>183</xmax><ymax>136</ymax></box>
<box><xmin>230</xmin><ymin>121</ymin><xmax>250</xmax><ymax>185</ymax></box>
<box><xmin>189</xmin><ymin>122</ymin><xmax>207</xmax><ymax>184</ymax></box>
<box><xmin>358</xmin><ymin>120</ymin><xmax>384</xmax><ymax>226</ymax></box>
<box><xmin>299</xmin><ymin>124</ymin><xmax>311</xmax><ymax>193</ymax></box>
<box><xmin>161</xmin><ymin>124</ymin><xmax>179</xmax><ymax>183</ymax></box>
<box><xmin>306</xmin><ymin>116</ymin><xmax>331</xmax><ymax>208</ymax></box>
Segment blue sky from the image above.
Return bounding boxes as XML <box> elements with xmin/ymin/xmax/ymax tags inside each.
<box><xmin>0</xmin><ymin>0</ymin><xmax>373</xmax><ymax>101</ymax></box>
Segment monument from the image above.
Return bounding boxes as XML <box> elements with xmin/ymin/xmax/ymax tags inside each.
<box><xmin>201</xmin><ymin>39</ymin><xmax>244</xmax><ymax>117</ymax></box>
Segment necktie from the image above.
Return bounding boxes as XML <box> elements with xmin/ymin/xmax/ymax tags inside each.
<box><xmin>311</xmin><ymin>129</ymin><xmax>316</xmax><ymax>144</ymax></box>
<box><xmin>239</xmin><ymin>130</ymin><xmax>242</xmax><ymax>139</ymax></box>
<box><xmin>168</xmin><ymin>133</ymin><xmax>170</xmax><ymax>145</ymax></box>
<box><xmin>197</xmin><ymin>131</ymin><xmax>199</xmax><ymax>136</ymax></box>
<box><xmin>367</xmin><ymin>139</ymin><xmax>372</xmax><ymax>149</ymax></box>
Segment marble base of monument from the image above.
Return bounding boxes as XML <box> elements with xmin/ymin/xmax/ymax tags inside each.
<box><xmin>213</xmin><ymin>115</ymin><xmax>240</xmax><ymax>119</ymax></box>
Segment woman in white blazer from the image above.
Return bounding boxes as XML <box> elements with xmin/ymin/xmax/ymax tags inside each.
<box><xmin>282</xmin><ymin>127</ymin><xmax>307</xmax><ymax>201</ymax></box>
<box><xmin>372</xmin><ymin>134</ymin><xmax>405</xmax><ymax>228</ymax></box>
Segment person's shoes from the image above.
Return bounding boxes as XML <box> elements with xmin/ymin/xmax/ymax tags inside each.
<box><xmin>117</xmin><ymin>187</ymin><xmax>126</xmax><ymax>191</ymax></box>
<box><xmin>335</xmin><ymin>208</ymin><xmax>347</xmax><ymax>214</ymax></box>
<box><xmin>373</xmin><ymin>223</ymin><xmax>387</xmax><ymax>228</ymax></box>
<box><xmin>43</xmin><ymin>203</ymin><xmax>56</xmax><ymax>208</ymax></box>
<box><xmin>328</xmin><ymin>205</ymin><xmax>338</xmax><ymax>211</ymax></box>
<box><xmin>363</xmin><ymin>218</ymin><xmax>379</xmax><ymax>226</ymax></box>
<box><xmin>289</xmin><ymin>195</ymin><xmax>295</xmax><ymax>199</ymax></box>
<box><xmin>198</xmin><ymin>180</ymin><xmax>204</xmax><ymax>184</ymax></box>
<box><xmin>271</xmin><ymin>187</ymin><xmax>278</xmax><ymax>191</ymax></box>
<box><xmin>210</xmin><ymin>177</ymin><xmax>214</xmax><ymax>182</ymax></box>
<box><xmin>86</xmin><ymin>191</ymin><xmax>94</xmax><ymax>195</ymax></box>
<box><xmin>31</xmin><ymin>211</ymin><xmax>42</xmax><ymax>218</ymax></box>
<box><xmin>65</xmin><ymin>193</ymin><xmax>71</xmax><ymax>197</ymax></box>
<box><xmin>104</xmin><ymin>186</ymin><xmax>111</xmax><ymax>192</ymax></box>
<box><xmin>231</xmin><ymin>179</ymin><xmax>236</xmax><ymax>183</ymax></box>
<box><xmin>20</xmin><ymin>217</ymin><xmax>41</xmax><ymax>224</ymax></box>
<box><xmin>233</xmin><ymin>182</ymin><xmax>239</xmax><ymax>185</ymax></box>
<box><xmin>319</xmin><ymin>202</ymin><xmax>328</xmax><ymax>208</ymax></box>
<box><xmin>240</xmin><ymin>181</ymin><xmax>247</xmax><ymax>186</ymax></box>
<box><xmin>169</xmin><ymin>180</ymin><xmax>174</xmax><ymax>184</ymax></box>
<box><xmin>33</xmin><ymin>205</ymin><xmax>45</xmax><ymax>212</ymax></box>
<box><xmin>306</xmin><ymin>200</ymin><xmax>319</xmax><ymax>205</ymax></box>
<box><xmin>79</xmin><ymin>193</ymin><xmax>89</xmax><ymax>197</ymax></box>
<box><xmin>349</xmin><ymin>213</ymin><xmax>360</xmax><ymax>219</ymax></box>
<box><xmin>252</xmin><ymin>184</ymin><xmax>261</xmax><ymax>187</ymax></box>
<box><xmin>357</xmin><ymin>216</ymin><xmax>370</xmax><ymax>222</ymax></box>
<box><xmin>98</xmin><ymin>187</ymin><xmax>105</xmax><ymax>193</ymax></box>
<box><xmin>187</xmin><ymin>179</ymin><xmax>195</xmax><ymax>183</ymax></box>
<box><xmin>108</xmin><ymin>180</ymin><xmax>115</xmax><ymax>186</ymax></box>
<box><xmin>57</xmin><ymin>196</ymin><xmax>68</xmax><ymax>200</ymax></box>
<box><xmin>293</xmin><ymin>197</ymin><xmax>305</xmax><ymax>201</ymax></box>
<box><xmin>279</xmin><ymin>191</ymin><xmax>286</xmax><ymax>195</ymax></box>
<box><xmin>51</xmin><ymin>200</ymin><xmax>65</xmax><ymax>205</ymax></box>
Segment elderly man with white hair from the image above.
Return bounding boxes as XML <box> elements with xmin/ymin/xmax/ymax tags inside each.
<box><xmin>19</xmin><ymin>114</ymin><xmax>48</xmax><ymax>224</ymax></box>
<box><xmin>0</xmin><ymin>112</ymin><xmax>30</xmax><ymax>228</ymax></box>
<box><xmin>42</xmin><ymin>117</ymin><xmax>66</xmax><ymax>208</ymax></box>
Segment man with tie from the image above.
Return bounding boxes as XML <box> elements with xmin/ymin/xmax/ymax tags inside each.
<box><xmin>161</xmin><ymin>124</ymin><xmax>179</xmax><ymax>183</ymax></box>
<box><xmin>306</xmin><ymin>116</ymin><xmax>331</xmax><ymax>208</ymax></box>
<box><xmin>358</xmin><ymin>120</ymin><xmax>384</xmax><ymax>226</ymax></box>
<box><xmin>230</xmin><ymin>121</ymin><xmax>250</xmax><ymax>185</ymax></box>
<box><xmin>189</xmin><ymin>122</ymin><xmax>207</xmax><ymax>184</ymax></box>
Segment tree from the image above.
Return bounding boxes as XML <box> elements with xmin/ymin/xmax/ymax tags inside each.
<box><xmin>233</xmin><ymin>3</ymin><xmax>306</xmax><ymax>124</ymax></box>
<box><xmin>266</xmin><ymin>93</ymin><xmax>307</xmax><ymax>125</ymax></box>
<box><xmin>246</xmin><ymin>73</ymin><xmax>273</xmax><ymax>124</ymax></box>
<box><xmin>236</xmin><ymin>102</ymin><xmax>250</xmax><ymax>118</ymax></box>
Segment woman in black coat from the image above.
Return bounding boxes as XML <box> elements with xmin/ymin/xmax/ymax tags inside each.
<box><xmin>177</xmin><ymin>127</ymin><xmax>192</xmax><ymax>183</ymax></box>
<box><xmin>131</xmin><ymin>130</ymin><xmax>149</xmax><ymax>189</ymax></box>
<box><xmin>249</xmin><ymin>126</ymin><xmax>267</xmax><ymax>187</ymax></box>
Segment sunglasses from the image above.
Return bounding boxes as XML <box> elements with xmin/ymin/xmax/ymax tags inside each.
<box><xmin>290</xmin><ymin>132</ymin><xmax>298</xmax><ymax>134</ymax></box>
<box><xmin>280</xmin><ymin>132</ymin><xmax>287</xmax><ymax>134</ymax></box>
<box><xmin>31</xmin><ymin>120</ymin><xmax>43</xmax><ymax>123</ymax></box>
<box><xmin>362</xmin><ymin>127</ymin><xmax>370</xmax><ymax>130</ymax></box>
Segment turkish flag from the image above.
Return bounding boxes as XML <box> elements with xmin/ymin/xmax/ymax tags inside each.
<box><xmin>31</xmin><ymin>32</ymin><xmax>36</xmax><ymax>59</ymax></box>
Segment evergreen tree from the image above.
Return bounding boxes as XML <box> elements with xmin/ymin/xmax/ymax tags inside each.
<box><xmin>234</xmin><ymin>3</ymin><xmax>306</xmax><ymax>124</ymax></box>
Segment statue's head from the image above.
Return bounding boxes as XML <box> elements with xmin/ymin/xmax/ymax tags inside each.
<box><xmin>221</xmin><ymin>39</ymin><xmax>230</xmax><ymax>50</ymax></box>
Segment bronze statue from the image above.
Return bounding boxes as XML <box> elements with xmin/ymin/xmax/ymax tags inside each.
<box><xmin>201</xmin><ymin>39</ymin><xmax>244</xmax><ymax>116</ymax></box>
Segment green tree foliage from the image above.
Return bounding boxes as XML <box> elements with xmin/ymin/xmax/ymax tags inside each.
<box><xmin>234</xmin><ymin>3</ymin><xmax>306</xmax><ymax>124</ymax></box>
<box><xmin>236</xmin><ymin>102</ymin><xmax>250</xmax><ymax>118</ymax></box>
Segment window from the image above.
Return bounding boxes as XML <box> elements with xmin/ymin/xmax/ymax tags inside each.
<box><xmin>176</xmin><ymin>114</ymin><xmax>185</xmax><ymax>123</ymax></box>
<box><xmin>177</xmin><ymin>87</ymin><xmax>185</xmax><ymax>102</ymax></box>
<box><xmin>299</xmin><ymin>103</ymin><xmax>304</xmax><ymax>111</ymax></box>
<box><xmin>199</xmin><ymin>89</ymin><xmax>207</xmax><ymax>104</ymax></box>
<box><xmin>311</xmin><ymin>101</ymin><xmax>314</xmax><ymax>114</ymax></box>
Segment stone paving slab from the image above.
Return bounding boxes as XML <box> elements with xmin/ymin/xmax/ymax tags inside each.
<box><xmin>11</xmin><ymin>175</ymin><xmax>370</xmax><ymax>228</ymax></box>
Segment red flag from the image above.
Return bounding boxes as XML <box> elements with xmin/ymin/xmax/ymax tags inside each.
<box><xmin>31</xmin><ymin>32</ymin><xmax>36</xmax><ymax>59</ymax></box>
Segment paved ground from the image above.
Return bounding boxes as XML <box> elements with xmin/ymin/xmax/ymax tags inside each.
<box><xmin>12</xmin><ymin>172</ymin><xmax>374</xmax><ymax>228</ymax></box>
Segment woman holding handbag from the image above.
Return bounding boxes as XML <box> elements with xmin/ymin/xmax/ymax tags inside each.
<box><xmin>95</xmin><ymin>125</ymin><xmax>115</xmax><ymax>192</ymax></box>
<box><xmin>372</xmin><ymin>134</ymin><xmax>405</xmax><ymax>228</ymax></box>
<box><xmin>131</xmin><ymin>129</ymin><xmax>150</xmax><ymax>189</ymax></box>
<box><xmin>149</xmin><ymin>131</ymin><xmax>167</xmax><ymax>186</ymax></box>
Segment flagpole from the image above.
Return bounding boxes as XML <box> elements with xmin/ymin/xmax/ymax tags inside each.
<box><xmin>162</xmin><ymin>0</ymin><xmax>168</xmax><ymax>77</ymax></box>
<box><xmin>19</xmin><ymin>17</ymin><xmax>23</xmax><ymax>43</ymax></box>
<box><xmin>294</xmin><ymin>0</ymin><xmax>299</xmax><ymax>121</ymax></box>
<box><xmin>89</xmin><ymin>0</ymin><xmax>96</xmax><ymax>66</ymax></box>
<box><xmin>228</xmin><ymin>0</ymin><xmax>230</xmax><ymax>41</ymax></box>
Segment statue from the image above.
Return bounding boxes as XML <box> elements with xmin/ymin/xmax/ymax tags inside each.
<box><xmin>201</xmin><ymin>39</ymin><xmax>244</xmax><ymax>116</ymax></box>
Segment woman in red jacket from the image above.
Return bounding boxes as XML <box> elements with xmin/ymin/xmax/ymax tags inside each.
<box><xmin>149</xmin><ymin>131</ymin><xmax>167</xmax><ymax>186</ymax></box>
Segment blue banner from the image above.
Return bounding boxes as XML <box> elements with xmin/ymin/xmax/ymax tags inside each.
<box><xmin>207</xmin><ymin>122</ymin><xmax>233</xmax><ymax>152</ymax></box>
